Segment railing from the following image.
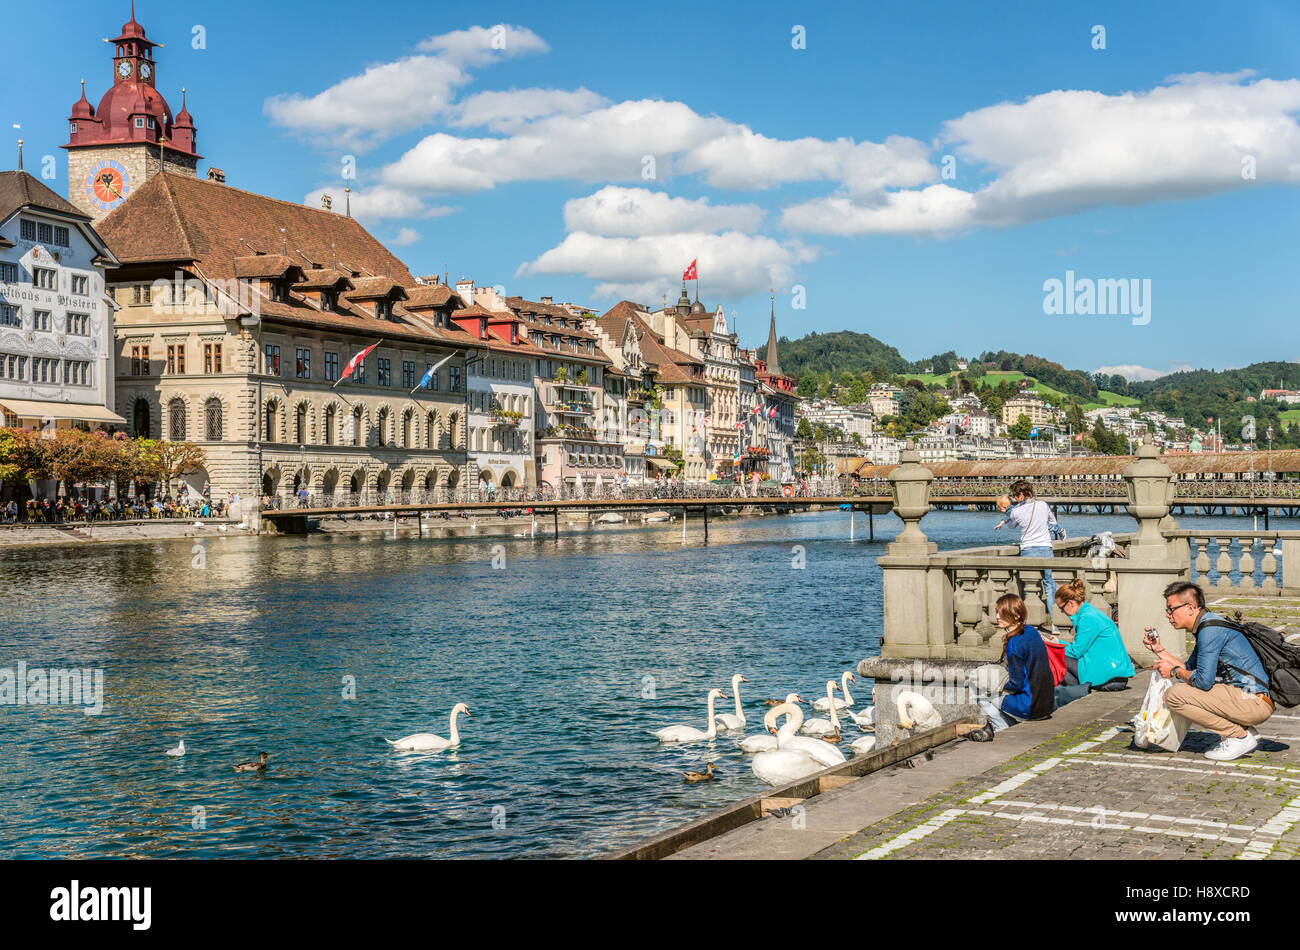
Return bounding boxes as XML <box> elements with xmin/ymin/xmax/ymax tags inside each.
<box><xmin>912</xmin><ymin>477</ymin><xmax>1300</xmax><ymax>501</ymax></box>
<box><xmin>1165</xmin><ymin>530</ymin><xmax>1300</xmax><ymax>596</ymax></box>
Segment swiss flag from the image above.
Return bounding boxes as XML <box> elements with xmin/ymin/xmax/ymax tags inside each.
<box><xmin>1074</xmin><ymin>433</ymin><xmax>1083</xmax><ymax>442</ymax></box>
<box><xmin>340</xmin><ymin>341</ymin><xmax>380</xmax><ymax>382</ymax></box>
<box><xmin>752</xmin><ymin>405</ymin><xmax>762</xmax><ymax>415</ymax></box>
<box><xmin>683</xmin><ymin>259</ymin><xmax>697</xmax><ymax>281</ymax></box>
<box><xmin>767</xmin><ymin>405</ymin><xmax>777</xmax><ymax>419</ymax></box>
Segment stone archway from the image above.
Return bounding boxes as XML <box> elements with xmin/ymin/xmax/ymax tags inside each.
<box><xmin>262</xmin><ymin>467</ymin><xmax>283</xmax><ymax>498</ymax></box>
<box><xmin>501</xmin><ymin>470</ymin><xmax>518</xmax><ymax>488</ymax></box>
<box><xmin>321</xmin><ymin>467</ymin><xmax>341</xmax><ymax>499</ymax></box>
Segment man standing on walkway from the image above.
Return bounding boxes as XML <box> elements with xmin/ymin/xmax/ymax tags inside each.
<box><xmin>1000</xmin><ymin>480</ymin><xmax>1058</xmax><ymax>624</ymax></box>
<box><xmin>1147</xmin><ymin>581</ymin><xmax>1273</xmax><ymax>761</ymax></box>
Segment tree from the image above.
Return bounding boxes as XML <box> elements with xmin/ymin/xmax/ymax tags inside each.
<box><xmin>846</xmin><ymin>379</ymin><xmax>868</xmax><ymax>405</ymax></box>
<box><xmin>797</xmin><ymin>374</ymin><xmax>818</xmax><ymax>397</ymax></box>
<box><xmin>138</xmin><ymin>439</ymin><xmax>206</xmax><ymax>491</ymax></box>
<box><xmin>795</xmin><ymin>417</ymin><xmax>814</xmax><ymax>440</ymax></box>
<box><xmin>1009</xmin><ymin>413</ymin><xmax>1034</xmax><ymax>441</ymax></box>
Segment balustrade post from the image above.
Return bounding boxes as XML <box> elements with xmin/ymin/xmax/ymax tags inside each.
<box><xmin>1119</xmin><ymin>440</ymin><xmax>1188</xmax><ymax>657</ymax></box>
<box><xmin>878</xmin><ymin>441</ymin><xmax>946</xmax><ymax>659</ymax></box>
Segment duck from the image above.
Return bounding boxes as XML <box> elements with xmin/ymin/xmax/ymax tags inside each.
<box><xmin>386</xmin><ymin>703</ymin><xmax>470</xmax><ymax>752</ymax></box>
<box><xmin>813</xmin><ymin>671</ymin><xmax>857</xmax><ymax>711</ymax></box>
<box><xmin>164</xmin><ymin>740</ymin><xmax>185</xmax><ymax>758</ymax></box>
<box><xmin>652</xmin><ymin>688</ymin><xmax>727</xmax><ymax>743</ymax></box>
<box><xmin>799</xmin><ymin>681</ymin><xmax>843</xmax><ymax>737</ymax></box>
<box><xmin>713</xmin><ymin>674</ymin><xmax>750</xmax><ymax>731</ymax></box>
<box><xmin>682</xmin><ymin>762</ymin><xmax>717</xmax><ymax>783</ymax></box>
<box><xmin>233</xmin><ymin>752</ymin><xmax>269</xmax><ymax>773</ymax></box>
<box><xmin>751</xmin><ymin>703</ymin><xmax>826</xmax><ymax>786</ymax></box>
<box><xmin>850</xmin><ymin>734</ymin><xmax>877</xmax><ymax>755</ymax></box>
<box><xmin>896</xmin><ymin>691</ymin><xmax>943</xmax><ymax>732</ymax></box>
<box><xmin>845</xmin><ymin>705</ymin><xmax>875</xmax><ymax>730</ymax></box>
<box><xmin>741</xmin><ymin>700</ymin><xmax>845</xmax><ymax>766</ymax></box>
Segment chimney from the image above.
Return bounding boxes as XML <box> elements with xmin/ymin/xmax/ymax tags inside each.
<box><xmin>455</xmin><ymin>278</ymin><xmax>475</xmax><ymax>306</ymax></box>
<box><xmin>321</xmin><ymin>194</ymin><xmax>333</xmax><ymax>211</ymax></box>
<box><xmin>540</xmin><ymin>296</ymin><xmax>553</xmax><ymax>305</ymax></box>
<box><xmin>207</xmin><ymin>167</ymin><xmax>226</xmax><ymax>183</ymax></box>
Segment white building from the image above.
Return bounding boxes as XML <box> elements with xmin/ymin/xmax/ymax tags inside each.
<box><xmin>0</xmin><ymin>170</ymin><xmax>123</xmax><ymax>431</ymax></box>
<box><xmin>802</xmin><ymin>399</ymin><xmax>874</xmax><ymax>440</ymax></box>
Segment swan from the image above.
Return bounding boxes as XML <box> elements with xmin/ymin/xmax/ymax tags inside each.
<box><xmin>164</xmin><ymin>740</ymin><xmax>185</xmax><ymax>758</ymax></box>
<box><xmin>713</xmin><ymin>674</ymin><xmax>750</xmax><ymax>730</ymax></box>
<box><xmin>738</xmin><ymin>694</ymin><xmax>804</xmax><ymax>752</ymax></box>
<box><xmin>896</xmin><ymin>690</ymin><xmax>943</xmax><ymax>732</ymax></box>
<box><xmin>741</xmin><ymin>700</ymin><xmax>845</xmax><ymax>765</ymax></box>
<box><xmin>845</xmin><ymin>705</ymin><xmax>875</xmax><ymax>730</ymax></box>
<box><xmin>751</xmin><ymin>703</ymin><xmax>825</xmax><ymax>786</ymax></box>
<box><xmin>813</xmin><ymin>671</ymin><xmax>857</xmax><ymax>711</ymax></box>
<box><xmin>850</xmin><ymin>734</ymin><xmax>877</xmax><ymax>755</ymax></box>
<box><xmin>386</xmin><ymin>702</ymin><xmax>471</xmax><ymax>752</ymax></box>
<box><xmin>799</xmin><ymin>681</ymin><xmax>843</xmax><ymax>737</ymax></box>
<box><xmin>652</xmin><ymin>688</ymin><xmax>726</xmax><ymax>743</ymax></box>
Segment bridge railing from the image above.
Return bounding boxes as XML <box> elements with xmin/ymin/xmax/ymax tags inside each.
<box><xmin>1164</xmin><ymin>529</ymin><xmax>1300</xmax><ymax>597</ymax></box>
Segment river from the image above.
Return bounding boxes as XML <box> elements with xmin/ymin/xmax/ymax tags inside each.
<box><xmin>0</xmin><ymin>507</ymin><xmax>1289</xmax><ymax>858</ymax></box>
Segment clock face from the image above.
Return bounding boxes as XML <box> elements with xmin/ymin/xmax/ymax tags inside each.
<box><xmin>117</xmin><ymin>59</ymin><xmax>132</xmax><ymax>79</ymax></box>
<box><xmin>139</xmin><ymin>61</ymin><xmax>152</xmax><ymax>81</ymax></box>
<box><xmin>86</xmin><ymin>159</ymin><xmax>130</xmax><ymax>213</ymax></box>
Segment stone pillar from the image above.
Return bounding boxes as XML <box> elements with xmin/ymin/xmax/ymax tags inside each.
<box><xmin>878</xmin><ymin>441</ymin><xmax>947</xmax><ymax>659</ymax></box>
<box><xmin>1120</xmin><ymin>440</ymin><xmax>1187</xmax><ymax>657</ymax></box>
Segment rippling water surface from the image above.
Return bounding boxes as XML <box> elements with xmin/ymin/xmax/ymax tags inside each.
<box><xmin>0</xmin><ymin>507</ymin><xmax>1286</xmax><ymax>858</ymax></box>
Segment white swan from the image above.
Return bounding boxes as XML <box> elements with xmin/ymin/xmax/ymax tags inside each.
<box><xmin>799</xmin><ymin>681</ymin><xmax>842</xmax><ymax>737</ymax></box>
<box><xmin>714</xmin><ymin>674</ymin><xmax>750</xmax><ymax>731</ymax></box>
<box><xmin>164</xmin><ymin>740</ymin><xmax>185</xmax><ymax>758</ymax></box>
<box><xmin>896</xmin><ymin>691</ymin><xmax>943</xmax><ymax>732</ymax></box>
<box><xmin>738</xmin><ymin>694</ymin><xmax>803</xmax><ymax>752</ymax></box>
<box><xmin>850</xmin><ymin>734</ymin><xmax>877</xmax><ymax>755</ymax></box>
<box><xmin>386</xmin><ymin>703</ymin><xmax>470</xmax><ymax>752</ymax></box>
<box><xmin>739</xmin><ymin>700</ymin><xmax>845</xmax><ymax>765</ymax></box>
<box><xmin>813</xmin><ymin>671</ymin><xmax>857</xmax><ymax>711</ymax></box>
<box><xmin>751</xmin><ymin>703</ymin><xmax>825</xmax><ymax>786</ymax></box>
<box><xmin>845</xmin><ymin>705</ymin><xmax>875</xmax><ymax>730</ymax></box>
<box><xmin>653</xmin><ymin>688</ymin><xmax>726</xmax><ymax>743</ymax></box>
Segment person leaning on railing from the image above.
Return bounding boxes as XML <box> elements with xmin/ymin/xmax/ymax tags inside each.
<box><xmin>1145</xmin><ymin>581</ymin><xmax>1273</xmax><ymax>762</ymax></box>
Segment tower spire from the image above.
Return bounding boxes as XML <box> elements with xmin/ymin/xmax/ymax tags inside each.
<box><xmin>17</xmin><ymin>139</ymin><xmax>23</xmax><ymax>172</ymax></box>
<box><xmin>765</xmin><ymin>289</ymin><xmax>782</xmax><ymax>377</ymax></box>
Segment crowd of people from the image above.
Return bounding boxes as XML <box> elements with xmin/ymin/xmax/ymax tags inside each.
<box><xmin>4</xmin><ymin>488</ymin><xmax>235</xmax><ymax>524</ymax></box>
<box><xmin>966</xmin><ymin>478</ymin><xmax>1277</xmax><ymax>762</ymax></box>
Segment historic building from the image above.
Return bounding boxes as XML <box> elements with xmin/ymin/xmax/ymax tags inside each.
<box><xmin>63</xmin><ymin>5</ymin><xmax>199</xmax><ymax>223</ymax></box>
<box><xmin>593</xmin><ymin>306</ymin><xmax>655</xmax><ymax>484</ymax></box>
<box><xmin>96</xmin><ymin>172</ymin><xmax>473</xmax><ymax>515</ymax></box>
<box><xmin>750</xmin><ymin>307</ymin><xmax>798</xmax><ymax>481</ymax></box>
<box><xmin>0</xmin><ymin>169</ymin><xmax>123</xmax><ymax>430</ymax></box>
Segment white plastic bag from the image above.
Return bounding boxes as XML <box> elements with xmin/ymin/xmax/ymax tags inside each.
<box><xmin>1131</xmin><ymin>674</ymin><xmax>1189</xmax><ymax>752</ymax></box>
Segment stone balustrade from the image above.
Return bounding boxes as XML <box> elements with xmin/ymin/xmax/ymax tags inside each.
<box><xmin>1165</xmin><ymin>529</ymin><xmax>1300</xmax><ymax>597</ymax></box>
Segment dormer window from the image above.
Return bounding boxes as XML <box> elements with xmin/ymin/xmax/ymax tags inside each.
<box><xmin>377</xmin><ymin>300</ymin><xmax>392</xmax><ymax>319</ymax></box>
<box><xmin>70</xmin><ymin>122</ymin><xmax>78</xmax><ymax>134</ymax></box>
<box><xmin>147</xmin><ymin>117</ymin><xmax>156</xmax><ymax>130</ymax></box>
<box><xmin>270</xmin><ymin>280</ymin><xmax>288</xmax><ymax>303</ymax></box>
<box><xmin>134</xmin><ymin>117</ymin><xmax>145</xmax><ymax>129</ymax></box>
<box><xmin>510</xmin><ymin>325</ymin><xmax>518</xmax><ymax>344</ymax></box>
<box><xmin>321</xmin><ymin>291</ymin><xmax>335</xmax><ymax>312</ymax></box>
<box><xmin>478</xmin><ymin>317</ymin><xmax>487</xmax><ymax>340</ymax></box>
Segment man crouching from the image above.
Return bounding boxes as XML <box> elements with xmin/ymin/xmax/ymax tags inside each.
<box><xmin>1145</xmin><ymin>581</ymin><xmax>1273</xmax><ymax>761</ymax></box>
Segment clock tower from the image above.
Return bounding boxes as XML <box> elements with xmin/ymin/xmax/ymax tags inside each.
<box><xmin>62</xmin><ymin>2</ymin><xmax>201</xmax><ymax>222</ymax></box>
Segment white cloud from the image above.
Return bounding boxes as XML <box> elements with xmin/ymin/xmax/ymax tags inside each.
<box><xmin>389</xmin><ymin>227</ymin><xmax>422</xmax><ymax>247</ymax></box>
<box><xmin>782</xmin><ymin>185</ymin><xmax>976</xmax><ymax>236</ymax></box>
<box><xmin>264</xmin><ymin>25</ymin><xmax>547</xmax><ymax>149</ymax></box>
<box><xmin>1094</xmin><ymin>364</ymin><xmax>1168</xmax><ymax>382</ymax></box>
<box><xmin>452</xmin><ymin>87</ymin><xmax>609</xmax><ymax>132</ymax></box>
<box><xmin>520</xmin><ymin>230</ymin><xmax>816</xmax><ymax>301</ymax></box>
<box><xmin>301</xmin><ymin>185</ymin><xmax>457</xmax><ymax>223</ymax></box>
<box><xmin>562</xmin><ymin>186</ymin><xmax>765</xmax><ymax>236</ymax></box>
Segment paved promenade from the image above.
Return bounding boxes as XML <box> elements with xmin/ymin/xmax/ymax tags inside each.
<box><xmin>674</xmin><ymin>593</ymin><xmax>1300</xmax><ymax>861</ymax></box>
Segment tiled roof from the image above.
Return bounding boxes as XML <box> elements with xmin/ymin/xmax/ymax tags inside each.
<box><xmin>0</xmin><ymin>170</ymin><xmax>88</xmax><ymax>222</ymax></box>
<box><xmin>345</xmin><ymin>277</ymin><xmax>407</xmax><ymax>300</ymax></box>
<box><xmin>233</xmin><ymin>254</ymin><xmax>302</xmax><ymax>280</ymax></box>
<box><xmin>97</xmin><ymin>172</ymin><xmax>415</xmax><ymax>284</ymax></box>
<box><xmin>403</xmin><ymin>284</ymin><xmax>463</xmax><ymax>310</ymax></box>
<box><xmin>294</xmin><ymin>268</ymin><xmax>354</xmax><ymax>291</ymax></box>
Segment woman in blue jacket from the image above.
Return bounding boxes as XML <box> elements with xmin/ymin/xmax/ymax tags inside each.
<box><xmin>968</xmin><ymin>594</ymin><xmax>1055</xmax><ymax>737</ymax></box>
<box><xmin>1050</xmin><ymin>579</ymin><xmax>1135</xmax><ymax>690</ymax></box>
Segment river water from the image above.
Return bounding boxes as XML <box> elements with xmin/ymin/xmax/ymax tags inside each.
<box><xmin>0</xmin><ymin>507</ymin><xmax>1289</xmax><ymax>858</ymax></box>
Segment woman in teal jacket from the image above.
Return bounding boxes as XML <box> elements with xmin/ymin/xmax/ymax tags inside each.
<box><xmin>1050</xmin><ymin>579</ymin><xmax>1135</xmax><ymax>689</ymax></box>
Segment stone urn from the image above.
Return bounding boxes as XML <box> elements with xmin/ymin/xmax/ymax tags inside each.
<box><xmin>888</xmin><ymin>440</ymin><xmax>935</xmax><ymax>553</ymax></box>
<box><xmin>1123</xmin><ymin>439</ymin><xmax>1175</xmax><ymax>557</ymax></box>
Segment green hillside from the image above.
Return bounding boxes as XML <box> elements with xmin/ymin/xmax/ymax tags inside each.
<box><xmin>777</xmin><ymin>330</ymin><xmax>910</xmax><ymax>380</ymax></box>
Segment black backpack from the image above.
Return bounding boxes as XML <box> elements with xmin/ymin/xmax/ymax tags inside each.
<box><xmin>1200</xmin><ymin>615</ymin><xmax>1300</xmax><ymax>708</ymax></box>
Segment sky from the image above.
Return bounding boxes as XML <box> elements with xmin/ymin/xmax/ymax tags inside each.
<box><xmin>7</xmin><ymin>0</ymin><xmax>1300</xmax><ymax>379</ymax></box>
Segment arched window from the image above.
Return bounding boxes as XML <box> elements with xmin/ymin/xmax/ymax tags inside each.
<box><xmin>265</xmin><ymin>402</ymin><xmax>279</xmax><ymax>442</ymax></box>
<box><xmin>205</xmin><ymin>399</ymin><xmax>223</xmax><ymax>441</ymax></box>
<box><xmin>426</xmin><ymin>412</ymin><xmax>437</xmax><ymax>449</ymax></box>
<box><xmin>168</xmin><ymin>399</ymin><xmax>186</xmax><ymax>441</ymax></box>
<box><xmin>402</xmin><ymin>410</ymin><xmax>412</xmax><ymax>448</ymax></box>
<box><xmin>295</xmin><ymin>404</ymin><xmax>308</xmax><ymax>444</ymax></box>
<box><xmin>376</xmin><ymin>408</ymin><xmax>390</xmax><ymax>446</ymax></box>
<box><xmin>448</xmin><ymin>412</ymin><xmax>460</xmax><ymax>450</ymax></box>
<box><xmin>324</xmin><ymin>406</ymin><xmax>336</xmax><ymax>446</ymax></box>
<box><xmin>132</xmin><ymin>399</ymin><xmax>151</xmax><ymax>438</ymax></box>
<box><xmin>352</xmin><ymin>407</ymin><xmax>363</xmax><ymax>446</ymax></box>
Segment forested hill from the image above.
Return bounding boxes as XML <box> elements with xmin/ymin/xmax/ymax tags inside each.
<box><xmin>1128</xmin><ymin>361</ymin><xmax>1300</xmax><ymax>429</ymax></box>
<box><xmin>775</xmin><ymin>330</ymin><xmax>911</xmax><ymax>379</ymax></box>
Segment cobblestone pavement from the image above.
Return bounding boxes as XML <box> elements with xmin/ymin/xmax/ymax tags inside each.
<box><xmin>818</xmin><ymin>702</ymin><xmax>1300</xmax><ymax>861</ymax></box>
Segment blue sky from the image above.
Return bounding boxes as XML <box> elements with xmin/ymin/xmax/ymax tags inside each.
<box><xmin>8</xmin><ymin>0</ymin><xmax>1300</xmax><ymax>378</ymax></box>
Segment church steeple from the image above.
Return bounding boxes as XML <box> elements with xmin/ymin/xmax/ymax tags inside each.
<box><xmin>765</xmin><ymin>291</ymin><xmax>782</xmax><ymax>376</ymax></box>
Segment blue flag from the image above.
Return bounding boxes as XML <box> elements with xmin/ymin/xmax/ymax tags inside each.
<box><xmin>412</xmin><ymin>353</ymin><xmax>453</xmax><ymax>393</ymax></box>
<box><xmin>1030</xmin><ymin>426</ymin><xmax>1039</xmax><ymax>438</ymax></box>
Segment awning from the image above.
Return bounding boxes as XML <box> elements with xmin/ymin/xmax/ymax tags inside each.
<box><xmin>645</xmin><ymin>457</ymin><xmax>678</xmax><ymax>471</ymax></box>
<box><xmin>0</xmin><ymin>399</ymin><xmax>126</xmax><ymax>424</ymax></box>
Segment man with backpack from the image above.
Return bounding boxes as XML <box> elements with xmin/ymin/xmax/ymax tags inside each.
<box><xmin>1147</xmin><ymin>581</ymin><xmax>1273</xmax><ymax>761</ymax></box>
